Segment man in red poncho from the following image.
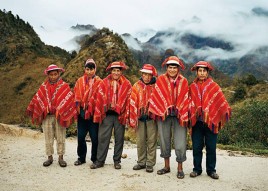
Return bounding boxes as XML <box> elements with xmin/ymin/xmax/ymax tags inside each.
<box><xmin>26</xmin><ymin>64</ymin><xmax>76</xmax><ymax>167</ymax></box>
<box><xmin>148</xmin><ymin>56</ymin><xmax>189</xmax><ymax>179</ymax></box>
<box><xmin>90</xmin><ymin>61</ymin><xmax>132</xmax><ymax>170</ymax></box>
<box><xmin>189</xmin><ymin>61</ymin><xmax>231</xmax><ymax>179</ymax></box>
<box><xmin>129</xmin><ymin>64</ymin><xmax>158</xmax><ymax>173</ymax></box>
<box><xmin>73</xmin><ymin>58</ymin><xmax>102</xmax><ymax>166</ymax></box>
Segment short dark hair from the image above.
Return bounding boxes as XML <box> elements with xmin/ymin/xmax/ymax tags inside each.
<box><xmin>85</xmin><ymin>63</ymin><xmax>95</xmax><ymax>69</ymax></box>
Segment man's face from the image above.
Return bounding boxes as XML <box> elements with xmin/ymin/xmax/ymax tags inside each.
<box><xmin>111</xmin><ymin>68</ymin><xmax>122</xmax><ymax>80</ymax></box>
<box><xmin>141</xmin><ymin>72</ymin><xmax>153</xmax><ymax>84</ymax></box>
<box><xmin>167</xmin><ymin>65</ymin><xmax>179</xmax><ymax>79</ymax></box>
<box><xmin>197</xmin><ymin>67</ymin><xmax>208</xmax><ymax>81</ymax></box>
<box><xmin>48</xmin><ymin>70</ymin><xmax>60</xmax><ymax>83</ymax></box>
<box><xmin>85</xmin><ymin>67</ymin><xmax>96</xmax><ymax>78</ymax></box>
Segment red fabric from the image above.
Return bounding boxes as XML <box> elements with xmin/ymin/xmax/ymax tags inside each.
<box><xmin>94</xmin><ymin>74</ymin><xmax>132</xmax><ymax>125</ymax></box>
<box><xmin>148</xmin><ymin>73</ymin><xmax>189</xmax><ymax>127</ymax></box>
<box><xmin>129</xmin><ymin>80</ymin><xmax>154</xmax><ymax>128</ymax></box>
<box><xmin>26</xmin><ymin>79</ymin><xmax>77</xmax><ymax>127</ymax></box>
<box><xmin>83</xmin><ymin>76</ymin><xmax>102</xmax><ymax>119</ymax></box>
<box><xmin>189</xmin><ymin>78</ymin><xmax>231</xmax><ymax>133</ymax></box>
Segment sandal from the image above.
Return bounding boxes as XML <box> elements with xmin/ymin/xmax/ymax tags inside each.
<box><xmin>177</xmin><ymin>171</ymin><xmax>185</xmax><ymax>179</ymax></box>
<box><xmin>157</xmin><ymin>167</ymin><xmax>170</xmax><ymax>175</ymax></box>
<box><xmin>58</xmin><ymin>160</ymin><xmax>67</xmax><ymax>167</ymax></box>
<box><xmin>74</xmin><ymin>160</ymin><xmax>85</xmax><ymax>166</ymax></box>
<box><xmin>43</xmin><ymin>159</ymin><xmax>53</xmax><ymax>167</ymax></box>
<box><xmin>190</xmin><ymin>171</ymin><xmax>201</xmax><ymax>178</ymax></box>
<box><xmin>208</xmin><ymin>172</ymin><xmax>219</xmax><ymax>179</ymax></box>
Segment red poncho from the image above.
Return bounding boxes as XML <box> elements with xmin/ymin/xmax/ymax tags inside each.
<box><xmin>94</xmin><ymin>74</ymin><xmax>132</xmax><ymax>125</ymax></box>
<box><xmin>129</xmin><ymin>80</ymin><xmax>155</xmax><ymax>128</ymax></box>
<box><xmin>73</xmin><ymin>75</ymin><xmax>102</xmax><ymax>119</ymax></box>
<box><xmin>189</xmin><ymin>78</ymin><xmax>231</xmax><ymax>133</ymax></box>
<box><xmin>26</xmin><ymin>79</ymin><xmax>77</xmax><ymax>127</ymax></box>
<box><xmin>148</xmin><ymin>73</ymin><xmax>189</xmax><ymax>127</ymax></box>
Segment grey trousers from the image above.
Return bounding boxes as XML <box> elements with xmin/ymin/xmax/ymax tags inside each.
<box><xmin>136</xmin><ymin>120</ymin><xmax>158</xmax><ymax>167</ymax></box>
<box><xmin>96</xmin><ymin>115</ymin><xmax>125</xmax><ymax>164</ymax></box>
<box><xmin>42</xmin><ymin>115</ymin><xmax>66</xmax><ymax>156</ymax></box>
<box><xmin>157</xmin><ymin>116</ymin><xmax>187</xmax><ymax>163</ymax></box>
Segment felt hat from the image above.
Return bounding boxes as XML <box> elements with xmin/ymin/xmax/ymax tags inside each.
<box><xmin>106</xmin><ymin>61</ymin><xmax>127</xmax><ymax>71</ymax></box>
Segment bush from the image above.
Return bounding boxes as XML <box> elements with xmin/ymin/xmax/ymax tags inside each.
<box><xmin>218</xmin><ymin>100</ymin><xmax>268</xmax><ymax>149</ymax></box>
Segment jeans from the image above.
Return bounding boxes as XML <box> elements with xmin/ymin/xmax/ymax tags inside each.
<box><xmin>191</xmin><ymin>121</ymin><xmax>218</xmax><ymax>175</ymax></box>
<box><xmin>77</xmin><ymin>114</ymin><xmax>99</xmax><ymax>163</ymax></box>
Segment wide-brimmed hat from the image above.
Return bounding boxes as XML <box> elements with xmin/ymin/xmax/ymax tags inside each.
<box><xmin>191</xmin><ymin>61</ymin><xmax>214</xmax><ymax>71</ymax></box>
<box><xmin>140</xmin><ymin>64</ymin><xmax>158</xmax><ymax>77</ymax></box>
<box><xmin>161</xmin><ymin>56</ymin><xmax>185</xmax><ymax>70</ymax></box>
<box><xmin>44</xmin><ymin>64</ymin><xmax>65</xmax><ymax>75</ymax></box>
<box><xmin>85</xmin><ymin>58</ymin><xmax>96</xmax><ymax>69</ymax></box>
<box><xmin>106</xmin><ymin>61</ymin><xmax>127</xmax><ymax>71</ymax></box>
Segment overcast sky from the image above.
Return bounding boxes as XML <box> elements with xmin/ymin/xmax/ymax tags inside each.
<box><xmin>1</xmin><ymin>0</ymin><xmax>268</xmax><ymax>56</ymax></box>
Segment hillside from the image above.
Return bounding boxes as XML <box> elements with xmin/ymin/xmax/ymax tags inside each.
<box><xmin>0</xmin><ymin>10</ymin><xmax>73</xmax><ymax>124</ymax></box>
<box><xmin>0</xmin><ymin>10</ymin><xmax>140</xmax><ymax>125</ymax></box>
<box><xmin>63</xmin><ymin>27</ymin><xmax>140</xmax><ymax>87</ymax></box>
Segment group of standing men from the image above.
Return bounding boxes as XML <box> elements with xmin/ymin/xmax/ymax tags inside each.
<box><xmin>26</xmin><ymin>54</ymin><xmax>231</xmax><ymax>180</ymax></box>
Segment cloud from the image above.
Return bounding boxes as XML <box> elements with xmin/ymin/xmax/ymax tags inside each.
<box><xmin>1</xmin><ymin>0</ymin><xmax>268</xmax><ymax>59</ymax></box>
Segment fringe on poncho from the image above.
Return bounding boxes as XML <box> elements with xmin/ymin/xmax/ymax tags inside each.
<box><xmin>189</xmin><ymin>78</ymin><xmax>231</xmax><ymax>133</ymax></box>
<box><xmin>94</xmin><ymin>74</ymin><xmax>132</xmax><ymax>125</ymax></box>
<box><xmin>148</xmin><ymin>73</ymin><xmax>189</xmax><ymax>127</ymax></box>
<box><xmin>26</xmin><ymin>79</ymin><xmax>77</xmax><ymax>128</ymax></box>
<box><xmin>128</xmin><ymin>79</ymin><xmax>155</xmax><ymax>128</ymax></box>
<box><xmin>73</xmin><ymin>75</ymin><xmax>102</xmax><ymax>119</ymax></box>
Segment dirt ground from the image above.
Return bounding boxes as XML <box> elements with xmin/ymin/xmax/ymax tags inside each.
<box><xmin>0</xmin><ymin>123</ymin><xmax>267</xmax><ymax>191</ymax></box>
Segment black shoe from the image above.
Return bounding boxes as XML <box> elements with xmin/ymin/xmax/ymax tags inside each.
<box><xmin>114</xmin><ymin>162</ymin><xmax>121</xmax><ymax>169</ymax></box>
<box><xmin>146</xmin><ymin>166</ymin><xmax>154</xmax><ymax>173</ymax></box>
<box><xmin>90</xmin><ymin>162</ymin><xmax>104</xmax><ymax>169</ymax></box>
<box><xmin>133</xmin><ymin>164</ymin><xmax>146</xmax><ymax>170</ymax></box>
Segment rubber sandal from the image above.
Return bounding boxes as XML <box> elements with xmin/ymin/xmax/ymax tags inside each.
<box><xmin>208</xmin><ymin>172</ymin><xmax>219</xmax><ymax>179</ymax></box>
<box><xmin>74</xmin><ymin>160</ymin><xmax>85</xmax><ymax>166</ymax></box>
<box><xmin>177</xmin><ymin>171</ymin><xmax>185</xmax><ymax>179</ymax></box>
<box><xmin>157</xmin><ymin>168</ymin><xmax>170</xmax><ymax>175</ymax></box>
<box><xmin>43</xmin><ymin>159</ymin><xmax>53</xmax><ymax>167</ymax></box>
<box><xmin>190</xmin><ymin>171</ymin><xmax>201</xmax><ymax>178</ymax></box>
<box><xmin>58</xmin><ymin>160</ymin><xmax>67</xmax><ymax>167</ymax></box>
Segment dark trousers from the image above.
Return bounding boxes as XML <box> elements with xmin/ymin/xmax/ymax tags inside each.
<box><xmin>77</xmin><ymin>115</ymin><xmax>99</xmax><ymax>163</ymax></box>
<box><xmin>191</xmin><ymin>121</ymin><xmax>218</xmax><ymax>175</ymax></box>
<box><xmin>96</xmin><ymin>115</ymin><xmax>125</xmax><ymax>164</ymax></box>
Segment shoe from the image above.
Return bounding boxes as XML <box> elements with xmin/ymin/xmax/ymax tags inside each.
<box><xmin>43</xmin><ymin>159</ymin><xmax>53</xmax><ymax>167</ymax></box>
<box><xmin>208</xmin><ymin>172</ymin><xmax>219</xmax><ymax>179</ymax></box>
<box><xmin>74</xmin><ymin>160</ymin><xmax>85</xmax><ymax>166</ymax></box>
<box><xmin>133</xmin><ymin>164</ymin><xmax>146</xmax><ymax>170</ymax></box>
<box><xmin>177</xmin><ymin>171</ymin><xmax>185</xmax><ymax>179</ymax></box>
<box><xmin>114</xmin><ymin>162</ymin><xmax>121</xmax><ymax>170</ymax></box>
<box><xmin>190</xmin><ymin>171</ymin><xmax>201</xmax><ymax>178</ymax></box>
<box><xmin>157</xmin><ymin>167</ymin><xmax>170</xmax><ymax>175</ymax></box>
<box><xmin>58</xmin><ymin>160</ymin><xmax>67</xmax><ymax>167</ymax></box>
<box><xmin>90</xmin><ymin>162</ymin><xmax>104</xmax><ymax>169</ymax></box>
<box><xmin>146</xmin><ymin>166</ymin><xmax>154</xmax><ymax>173</ymax></box>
